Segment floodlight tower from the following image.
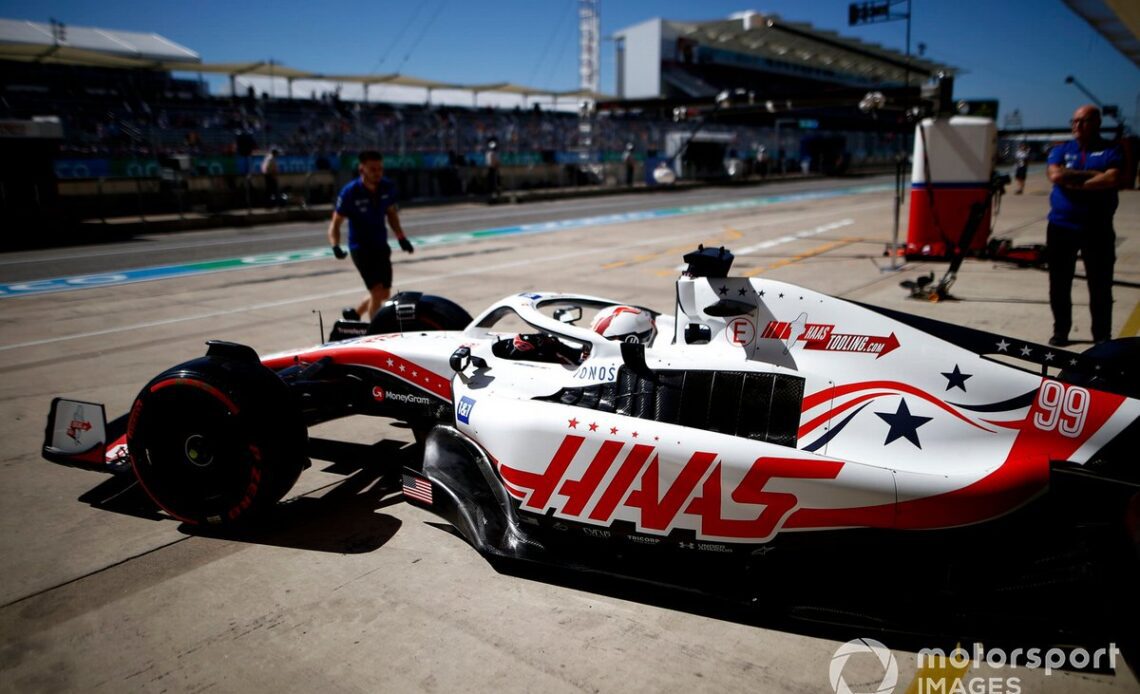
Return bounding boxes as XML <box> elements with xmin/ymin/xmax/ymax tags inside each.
<box><xmin>578</xmin><ymin>0</ymin><xmax>600</xmax><ymax>151</ymax></box>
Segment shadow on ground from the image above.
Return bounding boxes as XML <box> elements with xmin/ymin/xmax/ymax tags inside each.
<box><xmin>65</xmin><ymin>435</ymin><xmax>1139</xmax><ymax>674</ymax></box>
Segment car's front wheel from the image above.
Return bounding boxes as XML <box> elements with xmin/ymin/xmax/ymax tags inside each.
<box><xmin>126</xmin><ymin>351</ymin><xmax>307</xmax><ymax>526</ymax></box>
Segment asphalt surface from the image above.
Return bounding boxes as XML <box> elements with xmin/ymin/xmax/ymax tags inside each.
<box><xmin>1</xmin><ymin>175</ymin><xmax>1138</xmax><ymax>693</ymax></box>
<box><xmin>0</xmin><ymin>175</ymin><xmax>892</xmax><ymax>283</ymax></box>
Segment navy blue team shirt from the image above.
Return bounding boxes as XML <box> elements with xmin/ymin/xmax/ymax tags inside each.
<box><xmin>1047</xmin><ymin>140</ymin><xmax>1122</xmax><ymax>230</ymax></box>
<box><xmin>335</xmin><ymin>176</ymin><xmax>398</xmax><ymax>250</ymax></box>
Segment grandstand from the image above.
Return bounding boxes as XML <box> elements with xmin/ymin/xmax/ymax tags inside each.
<box><xmin>1</xmin><ymin>13</ymin><xmax>957</xmax><ymax>224</ymax></box>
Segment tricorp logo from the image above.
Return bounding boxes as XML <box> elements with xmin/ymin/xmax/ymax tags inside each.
<box><xmin>830</xmin><ymin>638</ymin><xmax>898</xmax><ymax>694</ymax></box>
<box><xmin>457</xmin><ymin>396</ymin><xmax>476</xmax><ymax>424</ymax></box>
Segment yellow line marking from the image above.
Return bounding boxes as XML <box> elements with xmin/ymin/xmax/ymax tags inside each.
<box><xmin>903</xmin><ymin>644</ymin><xmax>971</xmax><ymax>694</ymax></box>
<box><xmin>740</xmin><ymin>237</ymin><xmax>859</xmax><ymax>277</ymax></box>
<box><xmin>600</xmin><ymin>227</ymin><xmax>741</xmax><ymax>272</ymax></box>
<box><xmin>1120</xmin><ymin>300</ymin><xmax>1140</xmax><ymax>338</ymax></box>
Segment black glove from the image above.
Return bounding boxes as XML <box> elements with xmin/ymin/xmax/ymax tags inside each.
<box><xmin>332</xmin><ymin>245</ymin><xmax>347</xmax><ymax>260</ymax></box>
<box><xmin>399</xmin><ymin>237</ymin><xmax>414</xmax><ymax>254</ymax></box>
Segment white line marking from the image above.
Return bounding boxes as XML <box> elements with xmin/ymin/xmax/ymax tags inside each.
<box><xmin>0</xmin><ymin>227</ymin><xmax>722</xmax><ymax>352</ymax></box>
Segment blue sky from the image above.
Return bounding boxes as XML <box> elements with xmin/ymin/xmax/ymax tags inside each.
<box><xmin>3</xmin><ymin>0</ymin><xmax>1138</xmax><ymax>128</ymax></box>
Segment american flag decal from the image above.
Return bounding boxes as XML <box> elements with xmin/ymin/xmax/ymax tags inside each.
<box><xmin>402</xmin><ymin>474</ymin><xmax>433</xmax><ymax>505</ymax></box>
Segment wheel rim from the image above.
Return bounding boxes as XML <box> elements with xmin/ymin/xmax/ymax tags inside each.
<box><xmin>131</xmin><ymin>382</ymin><xmax>258</xmax><ymax>521</ymax></box>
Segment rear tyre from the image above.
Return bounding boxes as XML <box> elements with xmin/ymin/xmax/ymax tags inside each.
<box><xmin>127</xmin><ymin>355</ymin><xmax>307</xmax><ymax>526</ymax></box>
<box><xmin>1060</xmin><ymin>337</ymin><xmax>1140</xmax><ymax>399</ymax></box>
<box><xmin>368</xmin><ymin>292</ymin><xmax>472</xmax><ymax>334</ymax></box>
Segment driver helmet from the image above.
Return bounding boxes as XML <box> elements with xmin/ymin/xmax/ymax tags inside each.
<box><xmin>590</xmin><ymin>305</ymin><xmax>656</xmax><ymax>344</ymax></box>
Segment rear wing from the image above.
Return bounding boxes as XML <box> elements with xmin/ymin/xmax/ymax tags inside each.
<box><xmin>42</xmin><ymin>398</ymin><xmax>127</xmax><ymax>472</ymax></box>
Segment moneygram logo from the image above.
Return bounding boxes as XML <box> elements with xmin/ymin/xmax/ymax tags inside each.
<box><xmin>830</xmin><ymin>638</ymin><xmax>898</xmax><ymax>694</ymax></box>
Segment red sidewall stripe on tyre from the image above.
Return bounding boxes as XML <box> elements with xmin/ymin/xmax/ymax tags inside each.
<box><xmin>128</xmin><ymin>376</ymin><xmax>245</xmax><ymax>525</ymax></box>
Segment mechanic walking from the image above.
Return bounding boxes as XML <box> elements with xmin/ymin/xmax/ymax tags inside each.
<box><xmin>1045</xmin><ymin>105</ymin><xmax>1122</xmax><ymax>347</ymax></box>
<box><xmin>328</xmin><ymin>150</ymin><xmax>415</xmax><ymax>321</ymax></box>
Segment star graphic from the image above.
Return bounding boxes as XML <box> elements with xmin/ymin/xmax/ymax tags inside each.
<box><xmin>758</xmin><ymin>290</ymin><xmax>766</xmax><ymax>297</ymax></box>
<box><xmin>632</xmin><ymin>431</ymin><xmax>639</xmax><ymax>438</ymax></box>
<box><xmin>588</xmin><ymin>422</ymin><xmax>598</xmax><ymax>432</ymax></box>
<box><xmin>738</xmin><ymin>287</ymin><xmax>748</xmax><ymax>296</ymax></box>
<box><xmin>610</xmin><ymin>426</ymin><xmax>619</xmax><ymax>435</ymax></box>
<box><xmin>1044</xmin><ymin>352</ymin><xmax>1055</xmax><ymax>362</ymax></box>
<box><xmin>875</xmin><ymin>399</ymin><xmax>933</xmax><ymax>448</ymax></box>
<box><xmin>412</xmin><ymin>370</ymin><xmax>418</xmax><ymax>377</ymax></box>
<box><xmin>568</xmin><ymin>418</ymin><xmax>579</xmax><ymax>429</ymax></box>
<box><xmin>996</xmin><ymin>339</ymin><xmax>1010</xmax><ymax>352</ymax></box>
<box><xmin>941</xmin><ymin>365</ymin><xmax>972</xmax><ymax>392</ymax></box>
<box><xmin>1019</xmin><ymin>345</ymin><xmax>1032</xmax><ymax>357</ymax></box>
<box><xmin>386</xmin><ymin>358</ymin><xmax>394</xmax><ymax>366</ymax></box>
<box><xmin>1069</xmin><ymin>358</ymin><xmax>1078</xmax><ymax>366</ymax></box>
<box><xmin>399</xmin><ymin>364</ymin><xmax>406</xmax><ymax>372</ymax></box>
<box><xmin>718</xmin><ymin>285</ymin><xmax>729</xmax><ymax>295</ymax></box>
<box><xmin>779</xmin><ymin>292</ymin><xmax>785</xmax><ymax>298</ymax></box>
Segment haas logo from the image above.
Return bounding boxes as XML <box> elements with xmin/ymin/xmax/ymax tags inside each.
<box><xmin>498</xmin><ymin>435</ymin><xmax>844</xmax><ymax>541</ymax></box>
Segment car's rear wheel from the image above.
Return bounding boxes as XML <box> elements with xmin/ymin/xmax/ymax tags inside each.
<box><xmin>126</xmin><ymin>354</ymin><xmax>307</xmax><ymax>526</ymax></box>
<box><xmin>368</xmin><ymin>292</ymin><xmax>472</xmax><ymax>334</ymax></box>
<box><xmin>1060</xmin><ymin>337</ymin><xmax>1140</xmax><ymax>399</ymax></box>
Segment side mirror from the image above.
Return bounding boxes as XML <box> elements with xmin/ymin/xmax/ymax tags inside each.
<box><xmin>685</xmin><ymin>323</ymin><xmax>711</xmax><ymax>344</ymax></box>
<box><xmin>449</xmin><ymin>346</ymin><xmax>471</xmax><ymax>373</ymax></box>
<box><xmin>553</xmin><ymin>306</ymin><xmax>582</xmax><ymax>324</ymax></box>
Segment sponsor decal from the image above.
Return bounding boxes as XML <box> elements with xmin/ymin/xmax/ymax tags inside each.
<box><xmin>372</xmin><ymin>386</ymin><xmax>386</xmax><ymax>402</ymax></box>
<box><xmin>336</xmin><ymin>323</ymin><xmax>369</xmax><ymax>338</ymax></box>
<box><xmin>106</xmin><ymin>443</ymin><xmax>129</xmax><ymax>463</ymax></box>
<box><xmin>498</xmin><ymin>435</ymin><xmax>844</xmax><ymax>541</ymax></box>
<box><xmin>68</xmin><ymin>417</ymin><xmax>92</xmax><ymax>442</ymax></box>
<box><xmin>574</xmin><ymin>364</ymin><xmax>618</xmax><ymax>381</ymax></box>
<box><xmin>581</xmin><ymin>527</ymin><xmax>612</xmax><ymax>539</ymax></box>
<box><xmin>626</xmin><ymin>534</ymin><xmax>661</xmax><ymax>546</ymax></box>
<box><xmin>457</xmin><ymin>396</ymin><xmax>476</xmax><ymax>424</ymax></box>
<box><xmin>763</xmin><ymin>320</ymin><xmax>900</xmax><ymax>358</ymax></box>
<box><xmin>384</xmin><ymin>391</ymin><xmax>432</xmax><ymax>406</ymax></box>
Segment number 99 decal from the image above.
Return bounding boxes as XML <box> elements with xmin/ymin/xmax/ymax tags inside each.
<box><xmin>1033</xmin><ymin>381</ymin><xmax>1089</xmax><ymax>438</ymax></box>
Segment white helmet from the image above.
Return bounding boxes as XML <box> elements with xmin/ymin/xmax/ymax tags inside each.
<box><xmin>591</xmin><ymin>306</ymin><xmax>656</xmax><ymax>345</ymax></box>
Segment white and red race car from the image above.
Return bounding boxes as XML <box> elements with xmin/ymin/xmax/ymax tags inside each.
<box><xmin>44</xmin><ymin>247</ymin><xmax>1139</xmax><ymax>583</ymax></box>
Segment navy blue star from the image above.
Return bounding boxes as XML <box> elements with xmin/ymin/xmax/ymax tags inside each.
<box><xmin>875</xmin><ymin>399</ymin><xmax>933</xmax><ymax>448</ymax></box>
<box><xmin>757</xmin><ymin>290</ymin><xmax>765</xmax><ymax>297</ymax></box>
<box><xmin>738</xmin><ymin>287</ymin><xmax>748</xmax><ymax>296</ymax></box>
<box><xmin>718</xmin><ymin>285</ymin><xmax>729</xmax><ymax>296</ymax></box>
<box><xmin>941</xmin><ymin>365</ymin><xmax>972</xmax><ymax>392</ymax></box>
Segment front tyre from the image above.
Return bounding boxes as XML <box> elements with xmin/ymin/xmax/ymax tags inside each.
<box><xmin>127</xmin><ymin>354</ymin><xmax>307</xmax><ymax>526</ymax></box>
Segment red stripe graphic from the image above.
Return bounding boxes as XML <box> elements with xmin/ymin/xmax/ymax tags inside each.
<box><xmin>263</xmin><ymin>346</ymin><xmax>452</xmax><ymax>400</ymax></box>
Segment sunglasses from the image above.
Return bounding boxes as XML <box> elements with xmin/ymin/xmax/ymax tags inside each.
<box><xmin>1071</xmin><ymin>117</ymin><xmax>1099</xmax><ymax>125</ymax></box>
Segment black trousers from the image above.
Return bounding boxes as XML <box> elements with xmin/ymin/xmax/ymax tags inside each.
<box><xmin>1046</xmin><ymin>222</ymin><xmax>1115</xmax><ymax>341</ymax></box>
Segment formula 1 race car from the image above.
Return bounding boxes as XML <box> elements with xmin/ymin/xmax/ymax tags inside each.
<box><xmin>44</xmin><ymin>247</ymin><xmax>1140</xmax><ymax>611</ymax></box>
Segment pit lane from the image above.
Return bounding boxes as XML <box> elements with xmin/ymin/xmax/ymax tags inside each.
<box><xmin>1</xmin><ymin>178</ymin><xmax>1137</xmax><ymax>692</ymax></box>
